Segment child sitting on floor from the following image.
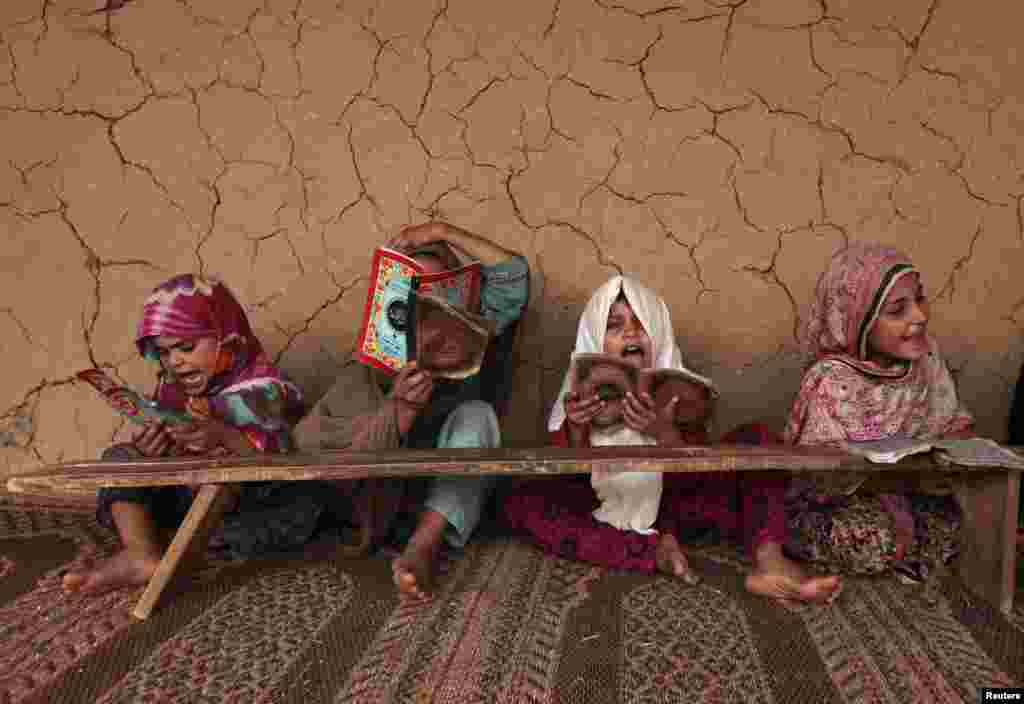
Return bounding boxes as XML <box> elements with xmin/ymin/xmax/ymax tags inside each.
<box><xmin>785</xmin><ymin>243</ymin><xmax>973</xmax><ymax>582</ymax></box>
<box><xmin>293</xmin><ymin>222</ymin><xmax>529</xmax><ymax>601</ymax></box>
<box><xmin>503</xmin><ymin>275</ymin><xmax>839</xmax><ymax>602</ymax></box>
<box><xmin>63</xmin><ymin>274</ymin><xmax>320</xmax><ymax>594</ymax></box>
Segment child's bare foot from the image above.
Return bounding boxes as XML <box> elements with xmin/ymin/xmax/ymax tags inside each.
<box><xmin>655</xmin><ymin>533</ymin><xmax>700</xmax><ymax>585</ymax></box>
<box><xmin>745</xmin><ymin>541</ymin><xmax>841</xmax><ymax>603</ymax></box>
<box><xmin>391</xmin><ymin>543</ymin><xmax>438</xmax><ymax>601</ymax></box>
<box><xmin>391</xmin><ymin>510</ymin><xmax>446</xmax><ymax>601</ymax></box>
<box><xmin>62</xmin><ymin>548</ymin><xmax>162</xmax><ymax>595</ymax></box>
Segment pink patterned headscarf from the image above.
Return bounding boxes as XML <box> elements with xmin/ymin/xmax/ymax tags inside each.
<box><xmin>804</xmin><ymin>243</ymin><xmax>917</xmax><ymax>372</ymax></box>
<box><xmin>136</xmin><ymin>275</ymin><xmax>303</xmax><ymax>439</ymax></box>
<box><xmin>136</xmin><ymin>274</ymin><xmax>262</xmax><ymax>370</ymax></box>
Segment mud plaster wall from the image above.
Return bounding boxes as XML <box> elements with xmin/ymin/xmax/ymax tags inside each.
<box><xmin>2</xmin><ymin>0</ymin><xmax>1024</xmax><ymax>486</ymax></box>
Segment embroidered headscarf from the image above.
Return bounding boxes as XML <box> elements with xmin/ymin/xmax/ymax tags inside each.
<box><xmin>136</xmin><ymin>274</ymin><xmax>304</xmax><ymax>451</ymax></box>
<box><xmin>548</xmin><ymin>275</ymin><xmax>716</xmax><ymax>534</ymax></box>
<box><xmin>804</xmin><ymin>243</ymin><xmax>919</xmax><ymax>374</ymax></box>
<box><xmin>787</xmin><ymin>243</ymin><xmax>972</xmax><ymax>447</ymax></box>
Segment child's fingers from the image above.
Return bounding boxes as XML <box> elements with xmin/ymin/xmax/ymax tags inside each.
<box><xmin>623</xmin><ymin>401</ymin><xmax>653</xmax><ymax>428</ymax></box>
<box><xmin>151</xmin><ymin>435</ymin><xmax>172</xmax><ymax>456</ymax></box>
<box><xmin>408</xmin><ymin>383</ymin><xmax>433</xmax><ymax>405</ymax></box>
<box><xmin>406</xmin><ymin>376</ymin><xmax>433</xmax><ymax>398</ymax></box>
<box><xmin>624</xmin><ymin>392</ymin><xmax>646</xmax><ymax>415</ymax></box>
<box><xmin>628</xmin><ymin>391</ymin><xmax>655</xmax><ymax>411</ymax></box>
<box><xmin>394</xmin><ymin>363</ymin><xmax>419</xmax><ymax>386</ymax></box>
<box><xmin>167</xmin><ymin>429</ymin><xmax>201</xmax><ymax>446</ymax></box>
<box><xmin>665</xmin><ymin>396</ymin><xmax>680</xmax><ymax>416</ymax></box>
<box><xmin>387</xmin><ymin>235</ymin><xmax>410</xmax><ymax>251</ymax></box>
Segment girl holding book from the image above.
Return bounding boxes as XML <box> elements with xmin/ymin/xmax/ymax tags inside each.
<box><xmin>503</xmin><ymin>275</ymin><xmax>840</xmax><ymax>602</ymax></box>
<box><xmin>64</xmin><ymin>274</ymin><xmax>319</xmax><ymax>594</ymax></box>
<box><xmin>785</xmin><ymin>243</ymin><xmax>973</xmax><ymax>582</ymax></box>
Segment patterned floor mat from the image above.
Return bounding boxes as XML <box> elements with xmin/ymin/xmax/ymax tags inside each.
<box><xmin>1</xmin><ymin>505</ymin><xmax>1021</xmax><ymax>704</ymax></box>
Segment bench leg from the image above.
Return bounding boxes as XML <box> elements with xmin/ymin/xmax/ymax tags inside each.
<box><xmin>956</xmin><ymin>470</ymin><xmax>1020</xmax><ymax>615</ymax></box>
<box><xmin>131</xmin><ymin>484</ymin><xmax>233</xmax><ymax>620</ymax></box>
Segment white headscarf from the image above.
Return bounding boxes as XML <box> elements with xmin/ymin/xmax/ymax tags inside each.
<box><xmin>547</xmin><ymin>275</ymin><xmax>716</xmax><ymax>534</ymax></box>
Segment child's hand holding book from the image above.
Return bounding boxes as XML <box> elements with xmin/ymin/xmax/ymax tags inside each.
<box><xmin>132</xmin><ymin>421</ymin><xmax>174</xmax><ymax>457</ymax></box>
<box><xmin>165</xmin><ymin>419</ymin><xmax>253</xmax><ymax>456</ymax></box>
<box><xmin>568</xmin><ymin>354</ymin><xmax>715</xmax><ymax>441</ymax></box>
<box><xmin>385</xmin><ymin>362</ymin><xmax>435</xmax><ymax>435</ymax></box>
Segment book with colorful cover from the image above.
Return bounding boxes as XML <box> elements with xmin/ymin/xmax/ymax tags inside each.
<box><xmin>76</xmin><ymin>368</ymin><xmax>193</xmax><ymax>426</ymax></box>
<box><xmin>355</xmin><ymin>246</ymin><xmax>482</xmax><ymax>375</ymax></box>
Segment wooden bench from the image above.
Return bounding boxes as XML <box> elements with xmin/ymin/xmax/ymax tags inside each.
<box><xmin>6</xmin><ymin>446</ymin><xmax>1020</xmax><ymax>619</ymax></box>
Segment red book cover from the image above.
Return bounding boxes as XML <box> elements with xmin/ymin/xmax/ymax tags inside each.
<box><xmin>355</xmin><ymin>247</ymin><xmax>482</xmax><ymax>375</ymax></box>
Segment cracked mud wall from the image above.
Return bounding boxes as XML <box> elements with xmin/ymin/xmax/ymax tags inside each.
<box><xmin>3</xmin><ymin>0</ymin><xmax>1024</xmax><ymax>486</ymax></box>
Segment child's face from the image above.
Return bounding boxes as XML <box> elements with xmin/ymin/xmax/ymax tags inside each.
<box><xmin>603</xmin><ymin>299</ymin><xmax>652</xmax><ymax>369</ymax></box>
<box><xmin>153</xmin><ymin>335</ymin><xmax>220</xmax><ymax>396</ymax></box>
<box><xmin>867</xmin><ymin>273</ymin><xmax>930</xmax><ymax>365</ymax></box>
<box><xmin>417</xmin><ymin>310</ymin><xmax>474</xmax><ymax>372</ymax></box>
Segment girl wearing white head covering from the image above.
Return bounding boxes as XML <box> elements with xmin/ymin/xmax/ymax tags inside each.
<box><xmin>548</xmin><ymin>275</ymin><xmax>716</xmax><ymax>534</ymax></box>
<box><xmin>505</xmin><ymin>275</ymin><xmax>842</xmax><ymax>601</ymax></box>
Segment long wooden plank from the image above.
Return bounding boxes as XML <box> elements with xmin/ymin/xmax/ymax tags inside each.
<box><xmin>955</xmin><ymin>470</ymin><xmax>1021</xmax><ymax>615</ymax></box>
<box><xmin>4</xmin><ymin>445</ymin><xmax>885</xmax><ymax>494</ymax></box>
<box><xmin>131</xmin><ymin>484</ymin><xmax>233</xmax><ymax>620</ymax></box>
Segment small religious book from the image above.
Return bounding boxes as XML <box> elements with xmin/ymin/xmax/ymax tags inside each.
<box><xmin>570</xmin><ymin>353</ymin><xmax>716</xmax><ymax>429</ymax></box>
<box><xmin>932</xmin><ymin>437</ymin><xmax>1024</xmax><ymax>469</ymax></box>
<box><xmin>76</xmin><ymin>368</ymin><xmax>193</xmax><ymax>426</ymax></box>
<box><xmin>640</xmin><ymin>367</ymin><xmax>719</xmax><ymax>401</ymax></box>
<box><xmin>355</xmin><ymin>246</ymin><xmax>482</xmax><ymax>375</ymax></box>
<box><xmin>843</xmin><ymin>435</ymin><xmax>934</xmax><ymax>463</ymax></box>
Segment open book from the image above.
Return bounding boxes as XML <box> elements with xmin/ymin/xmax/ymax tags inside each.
<box><xmin>932</xmin><ymin>437</ymin><xmax>1024</xmax><ymax>469</ymax></box>
<box><xmin>355</xmin><ymin>246</ymin><xmax>483</xmax><ymax>375</ymax></box>
<box><xmin>846</xmin><ymin>434</ymin><xmax>1024</xmax><ymax>468</ymax></box>
<box><xmin>76</xmin><ymin>368</ymin><xmax>193</xmax><ymax>426</ymax></box>
<box><xmin>843</xmin><ymin>436</ymin><xmax>934</xmax><ymax>463</ymax></box>
<box><xmin>570</xmin><ymin>353</ymin><xmax>716</xmax><ymax>430</ymax></box>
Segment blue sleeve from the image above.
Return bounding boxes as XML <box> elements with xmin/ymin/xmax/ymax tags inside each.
<box><xmin>479</xmin><ymin>255</ymin><xmax>530</xmax><ymax>335</ymax></box>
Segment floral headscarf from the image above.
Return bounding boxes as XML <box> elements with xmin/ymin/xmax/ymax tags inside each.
<box><xmin>136</xmin><ymin>274</ymin><xmax>304</xmax><ymax>452</ymax></box>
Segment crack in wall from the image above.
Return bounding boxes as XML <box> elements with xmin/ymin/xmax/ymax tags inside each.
<box><xmin>547</xmin><ymin>219</ymin><xmax>622</xmax><ymax>275</ymax></box>
<box><xmin>272</xmin><ymin>275</ymin><xmax>366</xmax><ymax>365</ymax></box>
<box><xmin>735</xmin><ymin>229</ymin><xmax>802</xmax><ymax>343</ymax></box>
<box><xmin>718</xmin><ymin>0</ymin><xmax>750</xmax><ymax>62</ymax></box>
<box><xmin>3</xmin><ymin>0</ymin><xmax>1024</xmax><ymax>461</ymax></box>
<box><xmin>934</xmin><ymin>222</ymin><xmax>983</xmax><ymax>304</ymax></box>
<box><xmin>0</xmin><ymin>307</ymin><xmax>43</xmax><ymax>350</ymax></box>
<box><xmin>1015</xmin><ymin>193</ymin><xmax>1023</xmax><ymax>244</ymax></box>
<box><xmin>656</xmin><ymin>212</ymin><xmax>718</xmax><ymax>304</ymax></box>
<box><xmin>882</xmin><ymin>0</ymin><xmax>941</xmax><ymax>85</ymax></box>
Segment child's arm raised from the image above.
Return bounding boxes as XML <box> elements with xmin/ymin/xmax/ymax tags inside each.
<box><xmin>389</xmin><ymin>221</ymin><xmax>518</xmax><ymax>266</ymax></box>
